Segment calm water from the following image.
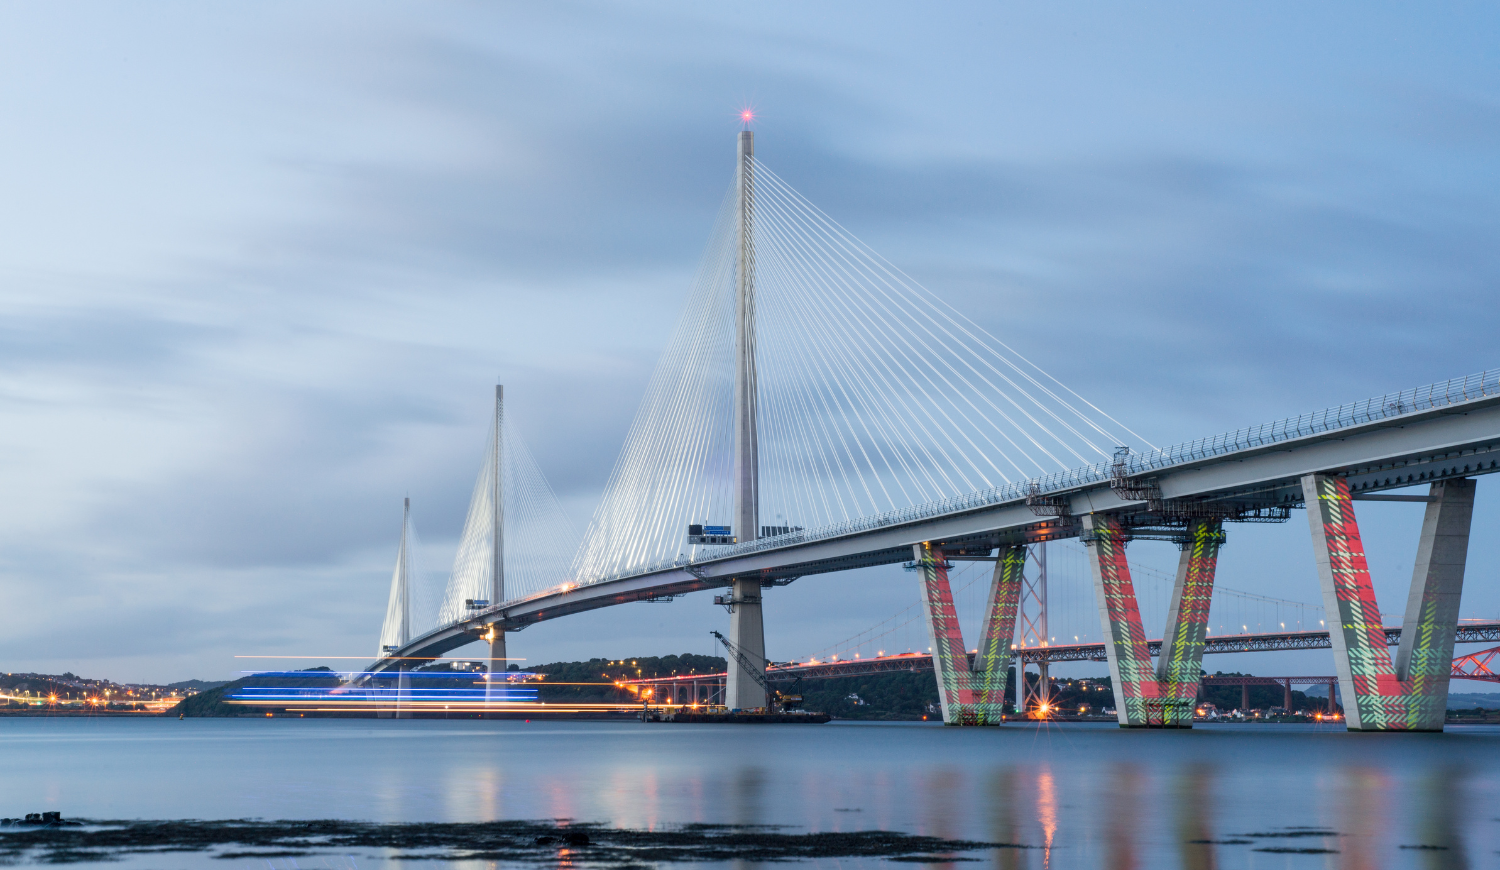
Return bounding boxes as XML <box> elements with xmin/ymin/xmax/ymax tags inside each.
<box><xmin>4</xmin><ymin>717</ymin><xmax>1498</xmax><ymax>868</ymax></box>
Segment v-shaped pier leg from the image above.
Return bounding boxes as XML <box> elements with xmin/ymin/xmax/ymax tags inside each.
<box><xmin>1303</xmin><ymin>474</ymin><xmax>1475</xmax><ymax>731</ymax></box>
<box><xmin>1156</xmin><ymin>520</ymin><xmax>1223</xmax><ymax>726</ymax></box>
<box><xmin>975</xmin><ymin>546</ymin><xmax>1028</xmax><ymax>712</ymax></box>
<box><xmin>914</xmin><ymin>542</ymin><xmax>1024</xmax><ymax>725</ymax></box>
<box><xmin>1394</xmin><ymin>478</ymin><xmax>1475</xmax><ymax>705</ymax></box>
<box><xmin>1083</xmin><ymin>515</ymin><xmax>1160</xmax><ymax>727</ymax></box>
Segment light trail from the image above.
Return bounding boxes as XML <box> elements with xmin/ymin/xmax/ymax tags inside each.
<box><xmin>234</xmin><ymin>655</ymin><xmax>527</xmax><ymax>661</ymax></box>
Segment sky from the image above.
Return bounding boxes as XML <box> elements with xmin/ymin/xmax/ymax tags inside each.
<box><xmin>2</xmin><ymin>2</ymin><xmax>1498</xmax><ymax>684</ymax></box>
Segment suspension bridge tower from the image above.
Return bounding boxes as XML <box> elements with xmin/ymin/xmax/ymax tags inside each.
<box><xmin>489</xmin><ymin>384</ymin><xmax>507</xmax><ymax>674</ymax></box>
<box><xmin>725</xmin><ymin>129</ymin><xmax>768</xmax><ymax>711</ymax></box>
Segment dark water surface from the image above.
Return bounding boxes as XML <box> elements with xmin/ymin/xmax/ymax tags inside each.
<box><xmin>4</xmin><ymin>717</ymin><xmax>1497</xmax><ymax>868</ymax></box>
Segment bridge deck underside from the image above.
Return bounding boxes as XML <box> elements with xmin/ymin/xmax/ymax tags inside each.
<box><xmin>617</xmin><ymin>624</ymin><xmax>1500</xmax><ymax>687</ymax></box>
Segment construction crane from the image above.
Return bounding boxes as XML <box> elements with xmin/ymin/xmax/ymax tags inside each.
<box><xmin>709</xmin><ymin>631</ymin><xmax>804</xmax><ymax>713</ymax></box>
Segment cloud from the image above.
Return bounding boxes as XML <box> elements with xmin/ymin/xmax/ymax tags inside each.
<box><xmin>1</xmin><ymin>2</ymin><xmax>1497</xmax><ymax>682</ymax></box>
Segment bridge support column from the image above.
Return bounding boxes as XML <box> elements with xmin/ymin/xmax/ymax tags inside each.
<box><xmin>1396</xmin><ymin>478</ymin><xmax>1475</xmax><ymax>704</ymax></box>
<box><xmin>725</xmin><ymin>578</ymin><xmax>767</xmax><ymax>710</ymax></box>
<box><xmin>1156</xmin><ymin>519</ymin><xmax>1223</xmax><ymax>726</ymax></box>
<box><xmin>914</xmin><ymin>542</ymin><xmax>1024</xmax><ymax>725</ymax></box>
<box><xmin>1302</xmin><ymin>474</ymin><xmax>1475</xmax><ymax>731</ymax></box>
<box><xmin>1083</xmin><ymin>515</ymin><xmax>1160</xmax><ymax>727</ymax></box>
<box><xmin>1085</xmin><ymin>515</ymin><xmax>1221</xmax><ymax>727</ymax></box>
<box><xmin>486</xmin><ymin>628</ymin><xmax>507</xmax><ymax>709</ymax></box>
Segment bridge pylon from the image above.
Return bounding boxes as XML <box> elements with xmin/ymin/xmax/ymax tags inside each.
<box><xmin>1083</xmin><ymin>515</ymin><xmax>1221</xmax><ymax>727</ymax></box>
<box><xmin>1303</xmin><ymin>473</ymin><xmax>1475</xmax><ymax>731</ymax></box>
<box><xmin>488</xmin><ymin>385</ymin><xmax>508</xmax><ymax>688</ymax></box>
<box><xmin>725</xmin><ymin>128</ymin><xmax>768</xmax><ymax>711</ymax></box>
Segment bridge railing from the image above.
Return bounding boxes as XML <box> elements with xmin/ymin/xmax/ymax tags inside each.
<box><xmin>387</xmin><ymin>370</ymin><xmax>1498</xmax><ymax>659</ymax></box>
<box><xmin>675</xmin><ymin>368</ymin><xmax>1500</xmax><ymax>569</ymax></box>
<box><xmin>1122</xmin><ymin>368</ymin><xmax>1500</xmax><ymax>475</ymax></box>
<box><xmin>525</xmin><ymin>368</ymin><xmax>1499</xmax><ymax>593</ymax></box>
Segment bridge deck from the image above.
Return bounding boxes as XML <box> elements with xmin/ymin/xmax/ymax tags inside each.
<box><xmin>373</xmin><ymin>371</ymin><xmax>1500</xmax><ymax>673</ymax></box>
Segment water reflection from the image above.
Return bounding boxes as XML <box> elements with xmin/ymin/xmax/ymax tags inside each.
<box><xmin>729</xmin><ymin>767</ymin><xmax>767</xmax><ymax>870</ymax></box>
<box><xmin>914</xmin><ymin>766</ymin><xmax>965</xmax><ymax>869</ymax></box>
<box><xmin>1173</xmin><ymin>764</ymin><xmax>1216</xmax><ymax>870</ymax></box>
<box><xmin>1035</xmin><ymin>767</ymin><xmax>1057</xmax><ymax>870</ymax></box>
<box><xmin>986</xmin><ymin>768</ymin><xmax>1026</xmax><ymax>870</ymax></box>
<box><xmin>1341</xmin><ymin>767</ymin><xmax>1388</xmax><ymax>870</ymax></box>
<box><xmin>1412</xmin><ymin>767</ymin><xmax>1468</xmax><ymax>870</ymax></box>
<box><xmin>921</xmin><ymin>766</ymin><xmax>964</xmax><ymax>842</ymax></box>
<box><xmin>729</xmin><ymin>766</ymin><xmax>766</xmax><ymax>827</ymax></box>
<box><xmin>470</xmin><ymin>767</ymin><xmax>501</xmax><ymax>822</ymax></box>
<box><xmin>9</xmin><ymin>720</ymin><xmax>1500</xmax><ymax>870</ymax></box>
<box><xmin>1104</xmin><ymin>764</ymin><xmax>1144</xmax><ymax>870</ymax></box>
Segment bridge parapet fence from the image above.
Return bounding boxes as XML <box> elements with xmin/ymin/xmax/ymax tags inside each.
<box><xmin>389</xmin><ymin>368</ymin><xmax>1498</xmax><ymax>649</ymax></box>
<box><xmin>574</xmin><ymin>369</ymin><xmax>1498</xmax><ymax>588</ymax></box>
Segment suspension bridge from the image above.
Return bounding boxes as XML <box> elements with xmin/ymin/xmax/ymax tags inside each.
<box><xmin>366</xmin><ymin>129</ymin><xmax>1500</xmax><ymax>732</ymax></box>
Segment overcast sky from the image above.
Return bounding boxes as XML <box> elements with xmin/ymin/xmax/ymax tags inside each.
<box><xmin>2</xmin><ymin>2</ymin><xmax>1498</xmax><ymax>684</ymax></box>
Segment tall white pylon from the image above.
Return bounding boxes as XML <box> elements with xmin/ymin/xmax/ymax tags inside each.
<box><xmin>726</xmin><ymin>128</ymin><xmax>768</xmax><ymax>711</ymax></box>
<box><xmin>489</xmin><ymin>384</ymin><xmax>507</xmax><ymax>676</ymax></box>
<box><xmin>379</xmin><ymin>497</ymin><xmax>414</xmax><ymax>657</ymax></box>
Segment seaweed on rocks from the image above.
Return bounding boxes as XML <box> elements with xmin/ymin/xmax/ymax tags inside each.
<box><xmin>0</xmin><ymin>819</ymin><xmax>1006</xmax><ymax>866</ymax></box>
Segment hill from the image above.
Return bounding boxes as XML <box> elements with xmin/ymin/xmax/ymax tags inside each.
<box><xmin>170</xmin><ymin>667</ymin><xmax>341</xmax><ymax>717</ymax></box>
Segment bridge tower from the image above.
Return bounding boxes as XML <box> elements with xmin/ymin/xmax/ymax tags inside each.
<box><xmin>725</xmin><ymin>129</ymin><xmax>768</xmax><ymax>711</ymax></box>
<box><xmin>489</xmin><ymin>384</ymin><xmax>507</xmax><ymax>676</ymax></box>
<box><xmin>399</xmin><ymin>497</ymin><xmax>411</xmax><ymax>646</ymax></box>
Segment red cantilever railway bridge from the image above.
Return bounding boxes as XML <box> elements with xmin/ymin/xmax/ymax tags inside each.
<box><xmin>620</xmin><ymin>622</ymin><xmax>1500</xmax><ymax>692</ymax></box>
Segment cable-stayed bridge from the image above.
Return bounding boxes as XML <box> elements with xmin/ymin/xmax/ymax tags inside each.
<box><xmin>369</xmin><ymin>130</ymin><xmax>1500</xmax><ymax>732</ymax></box>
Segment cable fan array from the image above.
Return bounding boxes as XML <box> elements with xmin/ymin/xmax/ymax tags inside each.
<box><xmin>438</xmin><ymin>410</ymin><xmax>578</xmax><ymax>625</ymax></box>
<box><xmin>378</xmin><ymin>502</ymin><xmax>423</xmax><ymax>656</ymax></box>
<box><xmin>571</xmin><ymin>157</ymin><xmax>1151</xmax><ymax>584</ymax></box>
<box><xmin>379</xmin><ymin>405</ymin><xmax>578</xmax><ymax>650</ymax></box>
